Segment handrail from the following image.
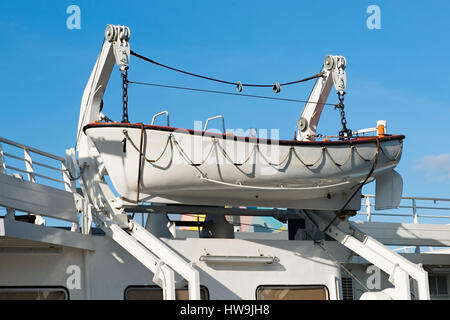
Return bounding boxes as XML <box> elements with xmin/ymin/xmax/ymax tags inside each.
<box><xmin>352</xmin><ymin>127</ymin><xmax>377</xmax><ymax>136</ymax></box>
<box><xmin>357</xmin><ymin>194</ymin><xmax>450</xmax><ymax>224</ymax></box>
<box><xmin>151</xmin><ymin>110</ymin><xmax>170</xmax><ymax>127</ymax></box>
<box><xmin>363</xmin><ymin>194</ymin><xmax>450</xmax><ymax>202</ymax></box>
<box><xmin>3</xmin><ymin>152</ymin><xmax>65</xmax><ymax>173</ymax></box>
<box><xmin>0</xmin><ymin>136</ymin><xmax>77</xmax><ymax>229</ymax></box>
<box><xmin>0</xmin><ymin>137</ymin><xmax>65</xmax><ymax>161</ymax></box>
<box><xmin>0</xmin><ymin>136</ymin><xmax>70</xmax><ymax>190</ymax></box>
<box><xmin>204</xmin><ymin>115</ymin><xmax>225</xmax><ymax>133</ymax></box>
<box><xmin>4</xmin><ymin>165</ymin><xmax>68</xmax><ymax>185</ymax></box>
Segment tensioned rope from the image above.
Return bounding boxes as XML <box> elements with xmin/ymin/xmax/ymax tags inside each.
<box><xmin>317</xmin><ymin>243</ymin><xmax>371</xmax><ymax>293</ymax></box>
<box><xmin>131</xmin><ymin>123</ymin><xmax>145</xmax><ymax>219</ymax></box>
<box><xmin>322</xmin><ymin>137</ymin><xmax>381</xmax><ymax>233</ymax></box>
<box><xmin>126</xmin><ymin>80</ymin><xmax>337</xmax><ymax>106</ymax></box>
<box><xmin>130</xmin><ymin>50</ymin><xmax>323</xmax><ymax>92</ymax></box>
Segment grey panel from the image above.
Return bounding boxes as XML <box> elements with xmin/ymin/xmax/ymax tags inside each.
<box><xmin>0</xmin><ymin>173</ymin><xmax>78</xmax><ymax>222</ymax></box>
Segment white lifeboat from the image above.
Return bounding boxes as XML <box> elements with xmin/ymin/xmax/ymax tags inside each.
<box><xmin>84</xmin><ymin>122</ymin><xmax>403</xmax><ymax>210</ymax></box>
<box><xmin>76</xmin><ymin>25</ymin><xmax>404</xmax><ymax>211</ymax></box>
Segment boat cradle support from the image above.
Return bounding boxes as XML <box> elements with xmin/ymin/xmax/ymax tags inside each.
<box><xmin>72</xmin><ymin>24</ymin><xmax>201</xmax><ymax>300</ymax></box>
<box><xmin>72</xmin><ymin>23</ymin><xmax>417</xmax><ymax>300</ymax></box>
<box><xmin>305</xmin><ymin>210</ymin><xmax>430</xmax><ymax>300</ymax></box>
<box><xmin>68</xmin><ymin>149</ymin><xmax>202</xmax><ymax>300</ymax></box>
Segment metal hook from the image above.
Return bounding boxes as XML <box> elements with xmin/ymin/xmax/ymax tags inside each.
<box><xmin>236</xmin><ymin>82</ymin><xmax>243</xmax><ymax>92</ymax></box>
<box><xmin>273</xmin><ymin>82</ymin><xmax>281</xmax><ymax>93</ymax></box>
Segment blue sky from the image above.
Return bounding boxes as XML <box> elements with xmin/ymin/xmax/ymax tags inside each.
<box><xmin>1</xmin><ymin>0</ymin><xmax>450</xmax><ymax>203</ymax></box>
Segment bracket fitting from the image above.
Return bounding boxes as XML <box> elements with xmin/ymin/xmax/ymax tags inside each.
<box><xmin>105</xmin><ymin>24</ymin><xmax>131</xmax><ymax>71</ymax></box>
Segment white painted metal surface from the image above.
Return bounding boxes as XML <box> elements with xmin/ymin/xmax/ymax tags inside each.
<box><xmin>351</xmin><ymin>221</ymin><xmax>450</xmax><ymax>246</ymax></box>
<box><xmin>66</xmin><ymin>25</ymin><xmax>202</xmax><ymax>300</ymax></box>
<box><xmin>0</xmin><ymin>136</ymin><xmax>79</xmax><ymax>223</ymax></box>
<box><xmin>1</xmin><ymin>24</ymin><xmax>444</xmax><ymax>302</ymax></box>
<box><xmin>0</xmin><ymin>218</ymin><xmax>94</xmax><ymax>251</ymax></box>
<box><xmin>297</xmin><ymin>55</ymin><xmax>346</xmax><ymax>141</ymax></box>
<box><xmin>0</xmin><ymin>173</ymin><xmax>79</xmax><ymax>223</ymax></box>
<box><xmin>85</xmin><ymin>124</ymin><xmax>403</xmax><ymax>209</ymax></box>
<box><xmin>307</xmin><ymin>211</ymin><xmax>430</xmax><ymax>300</ymax></box>
<box><xmin>129</xmin><ymin>221</ymin><xmax>200</xmax><ymax>300</ymax></box>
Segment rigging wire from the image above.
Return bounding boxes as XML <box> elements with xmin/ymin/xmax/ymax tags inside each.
<box><xmin>127</xmin><ymin>80</ymin><xmax>336</xmax><ymax>106</ymax></box>
<box><xmin>130</xmin><ymin>50</ymin><xmax>323</xmax><ymax>91</ymax></box>
<box><xmin>317</xmin><ymin>243</ymin><xmax>371</xmax><ymax>294</ymax></box>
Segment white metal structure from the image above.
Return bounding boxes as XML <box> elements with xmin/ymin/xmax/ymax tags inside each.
<box><xmin>0</xmin><ymin>132</ymin><xmax>444</xmax><ymax>300</ymax></box>
<box><xmin>73</xmin><ymin>24</ymin><xmax>201</xmax><ymax>300</ymax></box>
<box><xmin>1</xmin><ymin>24</ymin><xmax>447</xmax><ymax>301</ymax></box>
<box><xmin>85</xmin><ymin>123</ymin><xmax>404</xmax><ymax>208</ymax></box>
<box><xmin>297</xmin><ymin>55</ymin><xmax>346</xmax><ymax>141</ymax></box>
<box><xmin>304</xmin><ymin>210</ymin><xmax>430</xmax><ymax>299</ymax></box>
<box><xmin>71</xmin><ymin>24</ymin><xmax>430</xmax><ymax>300</ymax></box>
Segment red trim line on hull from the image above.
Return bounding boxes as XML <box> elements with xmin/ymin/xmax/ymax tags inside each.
<box><xmin>84</xmin><ymin>122</ymin><xmax>405</xmax><ymax>147</ymax></box>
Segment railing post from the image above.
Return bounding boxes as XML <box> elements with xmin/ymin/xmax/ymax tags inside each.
<box><xmin>61</xmin><ymin>160</ymin><xmax>75</xmax><ymax>192</ymax></box>
<box><xmin>23</xmin><ymin>149</ymin><xmax>35</xmax><ymax>182</ymax></box>
<box><xmin>62</xmin><ymin>160</ymin><xmax>80</xmax><ymax>232</ymax></box>
<box><xmin>365</xmin><ymin>196</ymin><xmax>372</xmax><ymax>222</ymax></box>
<box><xmin>0</xmin><ymin>143</ymin><xmax>6</xmax><ymax>174</ymax></box>
<box><xmin>23</xmin><ymin>148</ymin><xmax>45</xmax><ymax>225</ymax></box>
<box><xmin>411</xmin><ymin>198</ymin><xmax>421</xmax><ymax>253</ymax></box>
<box><xmin>412</xmin><ymin>199</ymin><xmax>418</xmax><ymax>224</ymax></box>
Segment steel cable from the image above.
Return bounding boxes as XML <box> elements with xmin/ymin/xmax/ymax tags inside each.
<box><xmin>130</xmin><ymin>50</ymin><xmax>323</xmax><ymax>89</ymax></box>
<box><xmin>127</xmin><ymin>80</ymin><xmax>336</xmax><ymax>106</ymax></box>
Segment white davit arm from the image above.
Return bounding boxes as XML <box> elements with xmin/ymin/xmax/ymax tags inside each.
<box><xmin>296</xmin><ymin>55</ymin><xmax>346</xmax><ymax>141</ymax></box>
<box><xmin>75</xmin><ymin>24</ymin><xmax>130</xmax><ymax>153</ymax></box>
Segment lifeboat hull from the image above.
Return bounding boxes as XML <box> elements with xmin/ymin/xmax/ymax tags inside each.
<box><xmin>84</xmin><ymin>123</ymin><xmax>404</xmax><ymax>210</ymax></box>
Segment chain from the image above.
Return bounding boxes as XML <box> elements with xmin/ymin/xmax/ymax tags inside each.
<box><xmin>334</xmin><ymin>92</ymin><xmax>352</xmax><ymax>140</ymax></box>
<box><xmin>121</xmin><ymin>68</ymin><xmax>129</xmax><ymax>123</ymax></box>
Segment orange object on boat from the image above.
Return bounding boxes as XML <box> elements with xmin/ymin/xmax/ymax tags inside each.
<box><xmin>377</xmin><ymin>120</ymin><xmax>386</xmax><ymax>137</ymax></box>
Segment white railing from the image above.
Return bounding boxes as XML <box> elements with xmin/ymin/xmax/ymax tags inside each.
<box><xmin>392</xmin><ymin>246</ymin><xmax>420</xmax><ymax>253</ymax></box>
<box><xmin>0</xmin><ymin>136</ymin><xmax>72</xmax><ymax>192</ymax></box>
<box><xmin>356</xmin><ymin>194</ymin><xmax>450</xmax><ymax>224</ymax></box>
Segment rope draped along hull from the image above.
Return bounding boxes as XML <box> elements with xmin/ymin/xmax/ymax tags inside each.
<box><xmin>84</xmin><ymin>123</ymin><xmax>404</xmax><ymax>209</ymax></box>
